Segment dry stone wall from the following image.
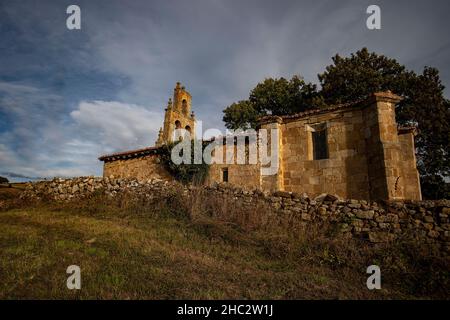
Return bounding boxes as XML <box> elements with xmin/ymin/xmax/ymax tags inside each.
<box><xmin>21</xmin><ymin>177</ymin><xmax>450</xmax><ymax>254</ymax></box>
<box><xmin>20</xmin><ymin>176</ymin><xmax>178</xmax><ymax>201</ymax></box>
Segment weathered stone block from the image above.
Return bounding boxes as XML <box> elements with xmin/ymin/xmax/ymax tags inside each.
<box><xmin>355</xmin><ymin>210</ymin><xmax>374</xmax><ymax>220</ymax></box>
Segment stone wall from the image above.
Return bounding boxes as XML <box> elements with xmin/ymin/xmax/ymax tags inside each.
<box><xmin>275</xmin><ymin>108</ymin><xmax>371</xmax><ymax>199</ymax></box>
<box><xmin>207</xmin><ymin>143</ymin><xmax>261</xmax><ymax>190</ymax></box>
<box><xmin>21</xmin><ymin>177</ymin><xmax>449</xmax><ymax>254</ymax></box>
<box><xmin>205</xmin><ymin>185</ymin><xmax>449</xmax><ymax>253</ymax></box>
<box><xmin>103</xmin><ymin>154</ymin><xmax>173</xmax><ymax>182</ymax></box>
<box><xmin>398</xmin><ymin>131</ymin><xmax>422</xmax><ymax>200</ymax></box>
<box><xmin>362</xmin><ymin>93</ymin><xmax>416</xmax><ymax>201</ymax></box>
<box><xmin>259</xmin><ymin>91</ymin><xmax>422</xmax><ymax>201</ymax></box>
<box><xmin>20</xmin><ymin>176</ymin><xmax>177</xmax><ymax>201</ymax></box>
<box><xmin>207</xmin><ymin>163</ymin><xmax>260</xmax><ymax>190</ymax></box>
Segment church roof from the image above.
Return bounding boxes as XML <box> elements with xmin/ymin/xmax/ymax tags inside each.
<box><xmin>258</xmin><ymin>91</ymin><xmax>402</xmax><ymax>125</ymax></box>
<box><xmin>258</xmin><ymin>100</ymin><xmax>362</xmax><ymax>125</ymax></box>
<box><xmin>98</xmin><ymin>146</ymin><xmax>161</xmax><ymax>162</ymax></box>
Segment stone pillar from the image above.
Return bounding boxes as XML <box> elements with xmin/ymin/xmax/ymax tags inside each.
<box><xmin>398</xmin><ymin>129</ymin><xmax>422</xmax><ymax>200</ymax></box>
<box><xmin>363</xmin><ymin>91</ymin><xmax>404</xmax><ymax>200</ymax></box>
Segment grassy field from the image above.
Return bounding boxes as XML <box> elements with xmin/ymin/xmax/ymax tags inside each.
<box><xmin>0</xmin><ymin>187</ymin><xmax>448</xmax><ymax>299</ymax></box>
<box><xmin>0</xmin><ymin>183</ymin><xmax>26</xmax><ymax>201</ymax></box>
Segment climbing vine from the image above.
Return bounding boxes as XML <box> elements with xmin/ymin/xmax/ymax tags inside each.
<box><xmin>157</xmin><ymin>140</ymin><xmax>210</xmax><ymax>184</ymax></box>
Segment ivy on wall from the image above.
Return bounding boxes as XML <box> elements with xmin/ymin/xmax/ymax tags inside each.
<box><xmin>157</xmin><ymin>140</ymin><xmax>210</xmax><ymax>184</ymax></box>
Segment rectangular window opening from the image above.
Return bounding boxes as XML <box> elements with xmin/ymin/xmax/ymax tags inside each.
<box><xmin>312</xmin><ymin>128</ymin><xmax>328</xmax><ymax>160</ymax></box>
<box><xmin>222</xmin><ymin>168</ymin><xmax>229</xmax><ymax>182</ymax></box>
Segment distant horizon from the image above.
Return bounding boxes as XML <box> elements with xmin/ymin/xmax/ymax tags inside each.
<box><xmin>0</xmin><ymin>171</ymin><xmax>103</xmax><ymax>183</ymax></box>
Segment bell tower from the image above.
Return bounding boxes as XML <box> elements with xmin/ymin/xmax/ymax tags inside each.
<box><xmin>155</xmin><ymin>82</ymin><xmax>196</xmax><ymax>146</ymax></box>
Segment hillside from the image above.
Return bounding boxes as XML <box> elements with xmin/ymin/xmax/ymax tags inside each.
<box><xmin>0</xmin><ymin>186</ymin><xmax>448</xmax><ymax>299</ymax></box>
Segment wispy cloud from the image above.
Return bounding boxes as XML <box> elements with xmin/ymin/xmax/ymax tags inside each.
<box><xmin>71</xmin><ymin>100</ymin><xmax>163</xmax><ymax>152</ymax></box>
<box><xmin>0</xmin><ymin>80</ymin><xmax>162</xmax><ymax>178</ymax></box>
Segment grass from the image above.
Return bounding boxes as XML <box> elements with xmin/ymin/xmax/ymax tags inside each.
<box><xmin>0</xmin><ymin>183</ymin><xmax>25</xmax><ymax>201</ymax></box>
<box><xmin>0</xmin><ymin>187</ymin><xmax>449</xmax><ymax>299</ymax></box>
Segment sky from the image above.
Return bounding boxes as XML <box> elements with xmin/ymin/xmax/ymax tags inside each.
<box><xmin>0</xmin><ymin>0</ymin><xmax>449</xmax><ymax>181</ymax></box>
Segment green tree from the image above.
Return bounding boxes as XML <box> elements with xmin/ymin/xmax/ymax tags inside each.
<box><xmin>223</xmin><ymin>75</ymin><xmax>323</xmax><ymax>129</ymax></box>
<box><xmin>222</xmin><ymin>100</ymin><xmax>259</xmax><ymax>130</ymax></box>
<box><xmin>318</xmin><ymin>48</ymin><xmax>411</xmax><ymax>103</ymax></box>
<box><xmin>318</xmin><ymin>48</ymin><xmax>449</xmax><ymax>199</ymax></box>
<box><xmin>0</xmin><ymin>176</ymin><xmax>9</xmax><ymax>184</ymax></box>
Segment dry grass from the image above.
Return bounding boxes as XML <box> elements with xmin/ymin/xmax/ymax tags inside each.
<box><xmin>0</xmin><ymin>185</ymin><xmax>24</xmax><ymax>200</ymax></box>
<box><xmin>0</xmin><ymin>187</ymin><xmax>448</xmax><ymax>299</ymax></box>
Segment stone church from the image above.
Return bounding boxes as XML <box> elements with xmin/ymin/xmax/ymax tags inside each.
<box><xmin>99</xmin><ymin>83</ymin><xmax>422</xmax><ymax>201</ymax></box>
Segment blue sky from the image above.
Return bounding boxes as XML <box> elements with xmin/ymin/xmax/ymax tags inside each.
<box><xmin>1</xmin><ymin>0</ymin><xmax>449</xmax><ymax>181</ymax></box>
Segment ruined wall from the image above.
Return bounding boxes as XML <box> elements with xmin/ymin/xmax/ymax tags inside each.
<box><xmin>260</xmin><ymin>91</ymin><xmax>422</xmax><ymax>201</ymax></box>
<box><xmin>362</xmin><ymin>95</ymin><xmax>405</xmax><ymax>200</ymax></box>
<box><xmin>103</xmin><ymin>154</ymin><xmax>173</xmax><ymax>182</ymax></box>
<box><xmin>206</xmin><ymin>141</ymin><xmax>261</xmax><ymax>190</ymax></box>
<box><xmin>398</xmin><ymin>132</ymin><xmax>422</xmax><ymax>200</ymax></box>
<box><xmin>361</xmin><ymin>93</ymin><xmax>421</xmax><ymax>201</ymax></box>
<box><xmin>208</xmin><ymin>164</ymin><xmax>260</xmax><ymax>190</ymax></box>
<box><xmin>278</xmin><ymin>109</ymin><xmax>370</xmax><ymax>200</ymax></box>
<box><xmin>20</xmin><ymin>178</ymin><xmax>450</xmax><ymax>255</ymax></box>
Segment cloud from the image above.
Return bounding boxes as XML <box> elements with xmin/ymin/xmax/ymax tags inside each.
<box><xmin>0</xmin><ymin>80</ymin><xmax>162</xmax><ymax>179</ymax></box>
<box><xmin>70</xmin><ymin>100</ymin><xmax>163</xmax><ymax>151</ymax></box>
<box><xmin>0</xmin><ymin>144</ymin><xmax>18</xmax><ymax>168</ymax></box>
<box><xmin>0</xmin><ymin>81</ymin><xmax>65</xmax><ymax>160</ymax></box>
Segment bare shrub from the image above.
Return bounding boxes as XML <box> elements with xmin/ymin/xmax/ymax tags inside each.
<box><xmin>184</xmin><ymin>187</ymin><xmax>287</xmax><ymax>232</ymax></box>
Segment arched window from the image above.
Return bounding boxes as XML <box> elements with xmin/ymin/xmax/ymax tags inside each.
<box><xmin>184</xmin><ymin>125</ymin><xmax>192</xmax><ymax>140</ymax></box>
<box><xmin>182</xmin><ymin>99</ymin><xmax>188</xmax><ymax>115</ymax></box>
<box><xmin>174</xmin><ymin>120</ymin><xmax>183</xmax><ymax>141</ymax></box>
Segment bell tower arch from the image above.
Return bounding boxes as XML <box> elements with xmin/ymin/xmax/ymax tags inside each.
<box><xmin>155</xmin><ymin>82</ymin><xmax>196</xmax><ymax>146</ymax></box>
